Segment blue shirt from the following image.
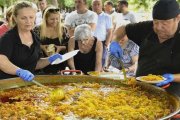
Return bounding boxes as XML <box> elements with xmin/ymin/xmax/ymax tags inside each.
<box><xmin>111</xmin><ymin>40</ymin><xmax>139</xmax><ymax>68</ymax></box>
<box><xmin>94</xmin><ymin>12</ymin><xmax>112</xmax><ymax>41</ymax></box>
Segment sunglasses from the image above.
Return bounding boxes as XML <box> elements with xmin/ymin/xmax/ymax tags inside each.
<box><xmin>48</xmin><ymin>8</ymin><xmax>60</xmax><ymax>13</ymax></box>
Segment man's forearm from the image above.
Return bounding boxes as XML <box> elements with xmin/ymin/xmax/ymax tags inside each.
<box><xmin>105</xmin><ymin>29</ymin><xmax>113</xmax><ymax>46</ymax></box>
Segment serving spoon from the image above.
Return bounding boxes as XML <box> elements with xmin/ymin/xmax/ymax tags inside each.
<box><xmin>31</xmin><ymin>79</ymin><xmax>65</xmax><ymax>101</ymax></box>
<box><xmin>109</xmin><ymin>54</ymin><xmax>127</xmax><ymax>81</ymax></box>
<box><xmin>32</xmin><ymin>79</ymin><xmax>45</xmax><ymax>87</ymax></box>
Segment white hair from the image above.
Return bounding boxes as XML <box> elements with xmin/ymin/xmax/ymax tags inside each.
<box><xmin>74</xmin><ymin>24</ymin><xmax>93</xmax><ymax>41</ymax></box>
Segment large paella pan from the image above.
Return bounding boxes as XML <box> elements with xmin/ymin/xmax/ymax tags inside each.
<box><xmin>0</xmin><ymin>75</ymin><xmax>180</xmax><ymax>120</ymax></box>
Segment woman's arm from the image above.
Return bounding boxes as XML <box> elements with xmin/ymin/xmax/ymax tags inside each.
<box><xmin>0</xmin><ymin>54</ymin><xmax>34</xmax><ymax>81</ymax></box>
<box><xmin>55</xmin><ymin>45</ymin><xmax>66</xmax><ymax>54</ymax></box>
<box><xmin>36</xmin><ymin>53</ymin><xmax>63</xmax><ymax>70</ymax></box>
<box><xmin>0</xmin><ymin>55</ymin><xmax>19</xmax><ymax>75</ymax></box>
<box><xmin>67</xmin><ymin>28</ymin><xmax>74</xmax><ymax>38</ymax></box>
<box><xmin>127</xmin><ymin>55</ymin><xmax>138</xmax><ymax>72</ymax></box>
<box><xmin>67</xmin><ymin>37</ymin><xmax>76</xmax><ymax>70</ymax></box>
<box><xmin>40</xmin><ymin>45</ymin><xmax>49</xmax><ymax>56</ymax></box>
<box><xmin>35</xmin><ymin>57</ymin><xmax>50</xmax><ymax>70</ymax></box>
<box><xmin>95</xmin><ymin>41</ymin><xmax>103</xmax><ymax>71</ymax></box>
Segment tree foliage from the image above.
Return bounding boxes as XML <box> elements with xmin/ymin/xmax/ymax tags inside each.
<box><xmin>58</xmin><ymin>0</ymin><xmax>180</xmax><ymax>12</ymax></box>
<box><xmin>64</xmin><ymin>0</ymin><xmax>74</xmax><ymax>8</ymax></box>
<box><xmin>0</xmin><ymin>0</ymin><xmax>38</xmax><ymax>7</ymax></box>
<box><xmin>0</xmin><ymin>0</ymin><xmax>179</xmax><ymax>12</ymax></box>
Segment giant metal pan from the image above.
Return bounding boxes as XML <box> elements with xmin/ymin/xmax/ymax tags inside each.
<box><xmin>0</xmin><ymin>75</ymin><xmax>180</xmax><ymax>120</ymax></box>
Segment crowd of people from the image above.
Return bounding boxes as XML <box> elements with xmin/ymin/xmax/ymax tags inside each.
<box><xmin>0</xmin><ymin>0</ymin><xmax>180</xmax><ymax>98</ymax></box>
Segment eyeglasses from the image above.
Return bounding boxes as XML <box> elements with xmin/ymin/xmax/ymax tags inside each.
<box><xmin>48</xmin><ymin>8</ymin><xmax>60</xmax><ymax>13</ymax></box>
<box><xmin>80</xmin><ymin>38</ymin><xmax>89</xmax><ymax>41</ymax></box>
<box><xmin>78</xmin><ymin>38</ymin><xmax>90</xmax><ymax>44</ymax></box>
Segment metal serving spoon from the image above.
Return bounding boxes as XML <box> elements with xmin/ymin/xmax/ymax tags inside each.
<box><xmin>31</xmin><ymin>80</ymin><xmax>65</xmax><ymax>101</ymax></box>
<box><xmin>109</xmin><ymin>54</ymin><xmax>127</xmax><ymax>81</ymax></box>
<box><xmin>32</xmin><ymin>79</ymin><xmax>45</xmax><ymax>87</ymax></box>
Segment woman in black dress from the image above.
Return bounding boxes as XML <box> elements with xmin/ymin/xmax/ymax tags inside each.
<box><xmin>34</xmin><ymin>6</ymin><xmax>69</xmax><ymax>74</ymax></box>
<box><xmin>0</xmin><ymin>1</ymin><xmax>62</xmax><ymax>81</ymax></box>
<box><xmin>68</xmin><ymin>24</ymin><xmax>103</xmax><ymax>74</ymax></box>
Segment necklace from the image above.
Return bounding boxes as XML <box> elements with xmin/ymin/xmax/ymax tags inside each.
<box><xmin>27</xmin><ymin>41</ymin><xmax>32</xmax><ymax>44</ymax></box>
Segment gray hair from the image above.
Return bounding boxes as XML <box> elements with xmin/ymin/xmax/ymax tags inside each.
<box><xmin>74</xmin><ymin>24</ymin><xmax>92</xmax><ymax>41</ymax></box>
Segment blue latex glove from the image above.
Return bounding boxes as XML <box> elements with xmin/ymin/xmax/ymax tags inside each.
<box><xmin>16</xmin><ymin>69</ymin><xmax>34</xmax><ymax>81</ymax></box>
<box><xmin>156</xmin><ymin>73</ymin><xmax>174</xmax><ymax>87</ymax></box>
<box><xmin>48</xmin><ymin>53</ymin><xmax>62</xmax><ymax>64</ymax></box>
<box><xmin>109</xmin><ymin>41</ymin><xmax>123</xmax><ymax>59</ymax></box>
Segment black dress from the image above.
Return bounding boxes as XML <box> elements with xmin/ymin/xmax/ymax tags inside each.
<box><xmin>74</xmin><ymin>37</ymin><xmax>97</xmax><ymax>74</ymax></box>
<box><xmin>0</xmin><ymin>26</ymin><xmax>41</xmax><ymax>79</ymax></box>
<box><xmin>34</xmin><ymin>26</ymin><xmax>69</xmax><ymax>74</ymax></box>
<box><xmin>41</xmin><ymin>38</ymin><xmax>67</xmax><ymax>74</ymax></box>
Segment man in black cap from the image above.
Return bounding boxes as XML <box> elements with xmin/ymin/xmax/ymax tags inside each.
<box><xmin>110</xmin><ymin>0</ymin><xmax>180</xmax><ymax>96</ymax></box>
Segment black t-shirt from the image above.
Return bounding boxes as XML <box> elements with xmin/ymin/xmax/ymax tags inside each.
<box><xmin>40</xmin><ymin>37</ymin><xmax>67</xmax><ymax>74</ymax></box>
<box><xmin>126</xmin><ymin>21</ymin><xmax>180</xmax><ymax>96</ymax></box>
<box><xmin>126</xmin><ymin>21</ymin><xmax>180</xmax><ymax>76</ymax></box>
<box><xmin>0</xmin><ymin>26</ymin><xmax>41</xmax><ymax>79</ymax></box>
<box><xmin>74</xmin><ymin>37</ymin><xmax>97</xmax><ymax>74</ymax></box>
<box><xmin>33</xmin><ymin>26</ymin><xmax>69</xmax><ymax>47</ymax></box>
<box><xmin>33</xmin><ymin>26</ymin><xmax>68</xmax><ymax>74</ymax></box>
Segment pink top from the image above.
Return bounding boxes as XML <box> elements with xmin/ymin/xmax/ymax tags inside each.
<box><xmin>0</xmin><ymin>24</ymin><xmax>9</xmax><ymax>37</ymax></box>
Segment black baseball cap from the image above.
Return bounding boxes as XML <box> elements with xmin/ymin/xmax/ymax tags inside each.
<box><xmin>153</xmin><ymin>0</ymin><xmax>180</xmax><ymax>20</ymax></box>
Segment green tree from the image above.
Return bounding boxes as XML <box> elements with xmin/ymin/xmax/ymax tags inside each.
<box><xmin>0</xmin><ymin>0</ymin><xmax>39</xmax><ymax>7</ymax></box>
<box><xmin>0</xmin><ymin>0</ymin><xmax>180</xmax><ymax>12</ymax></box>
<box><xmin>64</xmin><ymin>0</ymin><xmax>74</xmax><ymax>8</ymax></box>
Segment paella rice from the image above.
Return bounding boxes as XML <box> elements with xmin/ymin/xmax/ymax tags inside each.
<box><xmin>141</xmin><ymin>74</ymin><xmax>164</xmax><ymax>81</ymax></box>
<box><xmin>0</xmin><ymin>81</ymin><xmax>171</xmax><ymax>120</ymax></box>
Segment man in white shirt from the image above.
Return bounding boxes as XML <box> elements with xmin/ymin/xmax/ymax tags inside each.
<box><xmin>104</xmin><ymin>0</ymin><xmax>118</xmax><ymax>31</ymax></box>
<box><xmin>92</xmin><ymin>0</ymin><xmax>113</xmax><ymax>67</ymax></box>
<box><xmin>35</xmin><ymin>0</ymin><xmax>47</xmax><ymax>26</ymax></box>
<box><xmin>117</xmin><ymin>0</ymin><xmax>137</xmax><ymax>23</ymax></box>
<box><xmin>65</xmin><ymin>0</ymin><xmax>98</xmax><ymax>38</ymax></box>
<box><xmin>92</xmin><ymin>0</ymin><xmax>112</xmax><ymax>46</ymax></box>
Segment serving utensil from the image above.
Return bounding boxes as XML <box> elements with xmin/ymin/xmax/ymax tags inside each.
<box><xmin>109</xmin><ymin>54</ymin><xmax>127</xmax><ymax>81</ymax></box>
<box><xmin>32</xmin><ymin>80</ymin><xmax>45</xmax><ymax>87</ymax></box>
<box><xmin>32</xmin><ymin>79</ymin><xmax>64</xmax><ymax>101</ymax></box>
